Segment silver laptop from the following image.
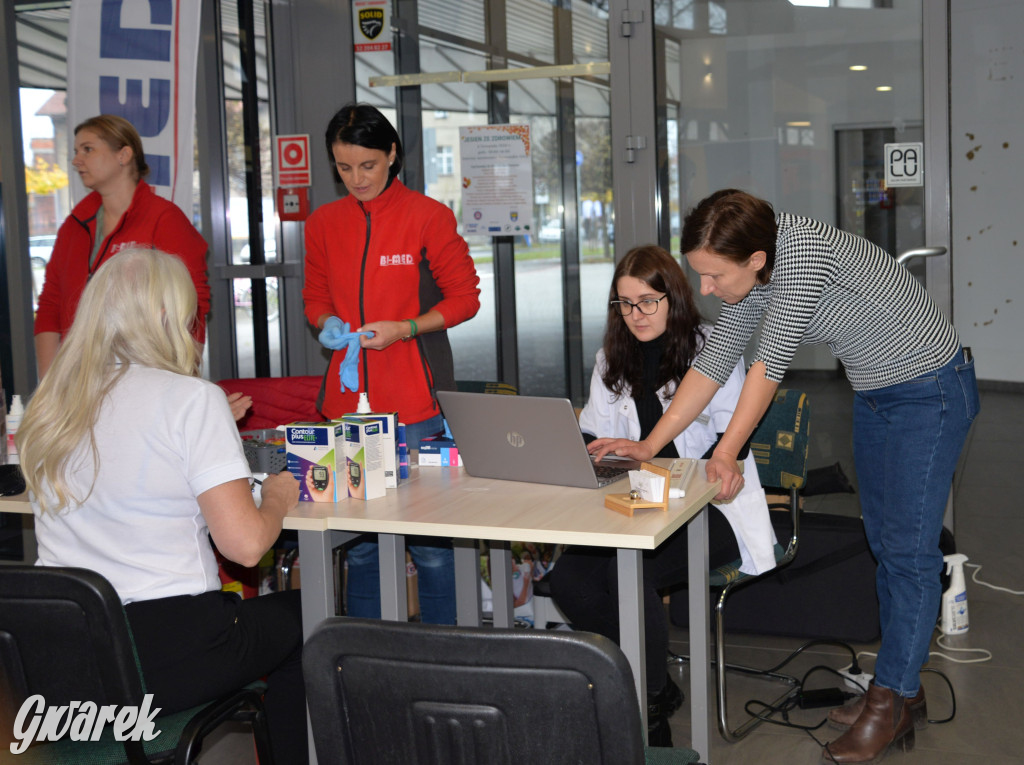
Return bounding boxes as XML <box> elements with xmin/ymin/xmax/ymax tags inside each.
<box><xmin>435</xmin><ymin>391</ymin><xmax>640</xmax><ymax>489</ymax></box>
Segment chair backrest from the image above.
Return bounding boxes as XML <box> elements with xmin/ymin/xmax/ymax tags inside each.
<box><xmin>0</xmin><ymin>566</ymin><xmax>145</xmax><ymax>758</ymax></box>
<box><xmin>218</xmin><ymin>375</ymin><xmax>325</xmax><ymax>430</ymax></box>
<box><xmin>454</xmin><ymin>380</ymin><xmax>519</xmax><ymax>396</ymax></box>
<box><xmin>749</xmin><ymin>388</ymin><xmax>811</xmax><ymax>492</ymax></box>
<box><xmin>303</xmin><ymin>617</ymin><xmax>647</xmax><ymax>765</ymax></box>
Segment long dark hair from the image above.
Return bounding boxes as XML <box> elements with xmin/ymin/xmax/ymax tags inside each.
<box><xmin>324</xmin><ymin>103</ymin><xmax>404</xmax><ymax>183</ymax></box>
<box><xmin>601</xmin><ymin>245</ymin><xmax>705</xmax><ymax>400</ymax></box>
<box><xmin>680</xmin><ymin>188</ymin><xmax>777</xmax><ymax>284</ymax></box>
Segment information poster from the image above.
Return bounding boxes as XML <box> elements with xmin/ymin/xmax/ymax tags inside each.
<box><xmin>459</xmin><ymin>125</ymin><xmax>533</xmax><ymax>237</ymax></box>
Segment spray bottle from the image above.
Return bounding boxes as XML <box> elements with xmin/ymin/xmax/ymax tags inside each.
<box><xmin>356</xmin><ymin>392</ymin><xmax>372</xmax><ymax>414</ymax></box>
<box><xmin>941</xmin><ymin>553</ymin><xmax>970</xmax><ymax>635</ymax></box>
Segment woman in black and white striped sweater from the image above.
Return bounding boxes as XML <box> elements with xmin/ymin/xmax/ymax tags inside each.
<box><xmin>590</xmin><ymin>189</ymin><xmax>979</xmax><ymax>765</ymax></box>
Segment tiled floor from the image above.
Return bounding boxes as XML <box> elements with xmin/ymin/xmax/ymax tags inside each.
<box><xmin>201</xmin><ymin>372</ymin><xmax>1024</xmax><ymax>764</ymax></box>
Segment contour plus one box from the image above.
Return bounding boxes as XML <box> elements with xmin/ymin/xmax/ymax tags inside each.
<box><xmin>344</xmin><ymin>410</ymin><xmax>399</xmax><ymax>488</ymax></box>
<box><xmin>341</xmin><ymin>417</ymin><xmax>386</xmax><ymax>501</ymax></box>
<box><xmin>285</xmin><ymin>421</ymin><xmax>344</xmax><ymax>502</ymax></box>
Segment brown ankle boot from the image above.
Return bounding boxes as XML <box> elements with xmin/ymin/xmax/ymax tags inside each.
<box><xmin>828</xmin><ymin>685</ymin><xmax>927</xmax><ymax>731</ymax></box>
<box><xmin>821</xmin><ymin>683</ymin><xmax>915</xmax><ymax>764</ymax></box>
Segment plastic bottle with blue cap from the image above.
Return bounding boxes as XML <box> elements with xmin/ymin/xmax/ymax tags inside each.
<box><xmin>941</xmin><ymin>553</ymin><xmax>970</xmax><ymax>635</ymax></box>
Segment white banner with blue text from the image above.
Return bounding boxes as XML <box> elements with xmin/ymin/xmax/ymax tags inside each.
<box><xmin>67</xmin><ymin>0</ymin><xmax>202</xmax><ymax>217</ymax></box>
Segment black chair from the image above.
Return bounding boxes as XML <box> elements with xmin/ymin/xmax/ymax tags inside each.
<box><xmin>302</xmin><ymin>617</ymin><xmax>702</xmax><ymax>764</ymax></box>
<box><xmin>705</xmin><ymin>388</ymin><xmax>811</xmax><ymax>741</ymax></box>
<box><xmin>0</xmin><ymin>566</ymin><xmax>273</xmax><ymax>764</ymax></box>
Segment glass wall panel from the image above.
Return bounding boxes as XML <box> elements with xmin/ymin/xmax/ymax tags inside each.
<box><xmin>572</xmin><ymin>0</ymin><xmax>609</xmax><ymax>65</ymax></box>
<box><xmin>657</xmin><ymin>0</ymin><xmax>924</xmax><ymax>368</ymax></box>
<box><xmin>221</xmin><ymin>0</ymin><xmax>281</xmax><ymax>377</ymax></box>
<box><xmin>422</xmin><ymin>87</ymin><xmax>495</xmax><ymax>384</ymax></box>
<box><xmin>509</xmin><ymin>77</ymin><xmax>565</xmax><ymax>395</ymax></box>
<box><xmin>507</xmin><ymin>0</ymin><xmax>556</xmax><ymax>64</ymax></box>
<box><xmin>574</xmin><ymin>78</ymin><xmax>613</xmax><ymax>386</ymax></box>
<box><xmin>420</xmin><ymin>0</ymin><xmax>485</xmax><ymax>43</ymax></box>
<box><xmin>14</xmin><ymin>7</ymin><xmax>70</xmax><ymax>319</ymax></box>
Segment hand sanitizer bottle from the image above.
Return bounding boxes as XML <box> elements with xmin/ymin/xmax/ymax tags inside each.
<box><xmin>941</xmin><ymin>553</ymin><xmax>970</xmax><ymax>635</ymax></box>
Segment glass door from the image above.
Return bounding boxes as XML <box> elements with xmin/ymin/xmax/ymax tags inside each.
<box><xmin>656</xmin><ymin>0</ymin><xmax>949</xmax><ymax>368</ymax></box>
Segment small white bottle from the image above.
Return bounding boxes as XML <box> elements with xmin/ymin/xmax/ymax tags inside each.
<box><xmin>941</xmin><ymin>553</ymin><xmax>970</xmax><ymax>635</ymax></box>
<box><xmin>356</xmin><ymin>391</ymin><xmax>372</xmax><ymax>414</ymax></box>
<box><xmin>6</xmin><ymin>394</ymin><xmax>24</xmax><ymax>465</ymax></box>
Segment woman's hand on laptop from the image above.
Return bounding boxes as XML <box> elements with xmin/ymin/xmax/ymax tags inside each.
<box><xmin>588</xmin><ymin>437</ymin><xmax>654</xmax><ymax>462</ymax></box>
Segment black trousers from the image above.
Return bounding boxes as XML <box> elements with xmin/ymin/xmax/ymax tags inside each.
<box><xmin>548</xmin><ymin>505</ymin><xmax>740</xmax><ymax>696</ymax></box>
<box><xmin>125</xmin><ymin>588</ymin><xmax>307</xmax><ymax>765</ymax></box>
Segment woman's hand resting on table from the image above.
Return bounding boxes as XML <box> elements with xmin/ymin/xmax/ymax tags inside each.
<box><xmin>705</xmin><ymin>451</ymin><xmax>744</xmax><ymax>503</ymax></box>
<box><xmin>260</xmin><ymin>470</ymin><xmax>301</xmax><ymax>516</ymax></box>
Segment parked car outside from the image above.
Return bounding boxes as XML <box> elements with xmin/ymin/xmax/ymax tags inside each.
<box><xmin>538</xmin><ymin>220</ymin><xmax>562</xmax><ymax>243</ymax></box>
<box><xmin>29</xmin><ymin>234</ymin><xmax>56</xmax><ymax>267</ymax></box>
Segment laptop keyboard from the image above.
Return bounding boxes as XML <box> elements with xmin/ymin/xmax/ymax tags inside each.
<box><xmin>593</xmin><ymin>462</ymin><xmax>631</xmax><ymax>486</ymax></box>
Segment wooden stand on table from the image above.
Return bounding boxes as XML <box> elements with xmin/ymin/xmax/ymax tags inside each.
<box><xmin>604</xmin><ymin>462</ymin><xmax>671</xmax><ymax>517</ymax></box>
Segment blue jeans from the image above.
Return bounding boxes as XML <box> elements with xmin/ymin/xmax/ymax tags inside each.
<box><xmin>852</xmin><ymin>349</ymin><xmax>979</xmax><ymax>697</ymax></box>
<box><xmin>344</xmin><ymin>413</ymin><xmax>456</xmax><ymax>624</ymax></box>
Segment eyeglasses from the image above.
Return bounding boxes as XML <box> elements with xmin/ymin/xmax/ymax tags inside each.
<box><xmin>609</xmin><ymin>296</ymin><xmax>667</xmax><ymax>316</ymax></box>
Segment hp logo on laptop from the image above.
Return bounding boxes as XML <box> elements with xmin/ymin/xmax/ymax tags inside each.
<box><xmin>506</xmin><ymin>431</ymin><xmax>526</xmax><ymax>448</ymax></box>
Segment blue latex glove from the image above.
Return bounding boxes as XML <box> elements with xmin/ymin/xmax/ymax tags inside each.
<box><xmin>317</xmin><ymin>316</ymin><xmax>374</xmax><ymax>393</ymax></box>
<box><xmin>318</xmin><ymin>316</ymin><xmax>349</xmax><ymax>349</ymax></box>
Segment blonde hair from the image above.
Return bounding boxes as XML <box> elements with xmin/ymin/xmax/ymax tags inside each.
<box><xmin>18</xmin><ymin>248</ymin><xmax>201</xmax><ymax>514</ymax></box>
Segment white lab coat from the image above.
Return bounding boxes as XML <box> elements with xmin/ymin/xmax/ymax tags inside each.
<box><xmin>579</xmin><ymin>343</ymin><xmax>777</xmax><ymax>575</ymax></box>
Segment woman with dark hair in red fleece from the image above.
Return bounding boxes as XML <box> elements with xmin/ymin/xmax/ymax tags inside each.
<box><xmin>303</xmin><ymin>103</ymin><xmax>480</xmax><ymax>625</ymax></box>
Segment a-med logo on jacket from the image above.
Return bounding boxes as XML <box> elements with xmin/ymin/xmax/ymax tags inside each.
<box><xmin>110</xmin><ymin>241</ymin><xmax>146</xmax><ymax>255</ymax></box>
<box><xmin>380</xmin><ymin>253</ymin><xmax>415</xmax><ymax>266</ymax></box>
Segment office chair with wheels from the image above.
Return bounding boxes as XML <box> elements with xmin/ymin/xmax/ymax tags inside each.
<box><xmin>0</xmin><ymin>566</ymin><xmax>273</xmax><ymax>765</ymax></box>
<box><xmin>302</xmin><ymin>617</ymin><xmax>702</xmax><ymax>764</ymax></box>
<box><xmin>705</xmin><ymin>388</ymin><xmax>811</xmax><ymax>742</ymax></box>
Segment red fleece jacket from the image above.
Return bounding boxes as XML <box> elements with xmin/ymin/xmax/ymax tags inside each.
<box><xmin>303</xmin><ymin>179</ymin><xmax>480</xmax><ymax>423</ymax></box>
<box><xmin>34</xmin><ymin>181</ymin><xmax>210</xmax><ymax>342</ymax></box>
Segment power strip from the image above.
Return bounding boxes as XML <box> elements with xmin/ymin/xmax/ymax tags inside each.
<box><xmin>838</xmin><ymin>666</ymin><xmax>873</xmax><ymax>693</ymax></box>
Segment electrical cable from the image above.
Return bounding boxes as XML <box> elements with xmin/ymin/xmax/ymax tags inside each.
<box><xmin>931</xmin><ymin>631</ymin><xmax>992</xmax><ymax>663</ymax></box>
<box><xmin>921</xmin><ymin>667</ymin><xmax>957</xmax><ymax>724</ymax></box>
<box><xmin>669</xmin><ymin>637</ymin><xmax>961</xmax><ymax>743</ymax></box>
<box><xmin>965</xmin><ymin>562</ymin><xmax>1024</xmax><ymax>596</ymax></box>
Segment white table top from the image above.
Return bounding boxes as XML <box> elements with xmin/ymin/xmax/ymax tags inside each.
<box><xmin>1</xmin><ymin>461</ymin><xmax>722</xmax><ymax>550</ymax></box>
<box><xmin>283</xmin><ymin>461</ymin><xmax>720</xmax><ymax>549</ymax></box>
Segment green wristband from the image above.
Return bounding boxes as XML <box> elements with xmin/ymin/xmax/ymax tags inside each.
<box><xmin>408</xmin><ymin>318</ymin><xmax>418</xmax><ymax>339</ymax></box>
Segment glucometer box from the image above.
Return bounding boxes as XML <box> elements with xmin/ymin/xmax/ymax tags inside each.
<box><xmin>417</xmin><ymin>418</ymin><xmax>462</xmax><ymax>467</ymax></box>
<box><xmin>285</xmin><ymin>421</ymin><xmax>344</xmax><ymax>502</ymax></box>
<box><xmin>344</xmin><ymin>410</ymin><xmax>399</xmax><ymax>488</ymax></box>
<box><xmin>341</xmin><ymin>417</ymin><xmax>386</xmax><ymax>501</ymax></box>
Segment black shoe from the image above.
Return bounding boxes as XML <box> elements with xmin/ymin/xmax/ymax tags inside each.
<box><xmin>648</xmin><ymin>674</ymin><xmax>684</xmax><ymax>719</ymax></box>
<box><xmin>647</xmin><ymin>712</ymin><xmax>673</xmax><ymax>747</ymax></box>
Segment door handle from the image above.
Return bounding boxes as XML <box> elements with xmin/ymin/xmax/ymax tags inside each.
<box><xmin>895</xmin><ymin>246</ymin><xmax>946</xmax><ymax>266</ymax></box>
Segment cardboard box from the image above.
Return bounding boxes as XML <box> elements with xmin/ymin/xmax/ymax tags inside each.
<box><xmin>341</xmin><ymin>417</ymin><xmax>386</xmax><ymax>500</ymax></box>
<box><xmin>345</xmin><ymin>410</ymin><xmax>399</xmax><ymax>488</ymax></box>
<box><xmin>417</xmin><ymin>435</ymin><xmax>462</xmax><ymax>467</ymax></box>
<box><xmin>285</xmin><ymin>421</ymin><xmax>345</xmax><ymax>502</ymax></box>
